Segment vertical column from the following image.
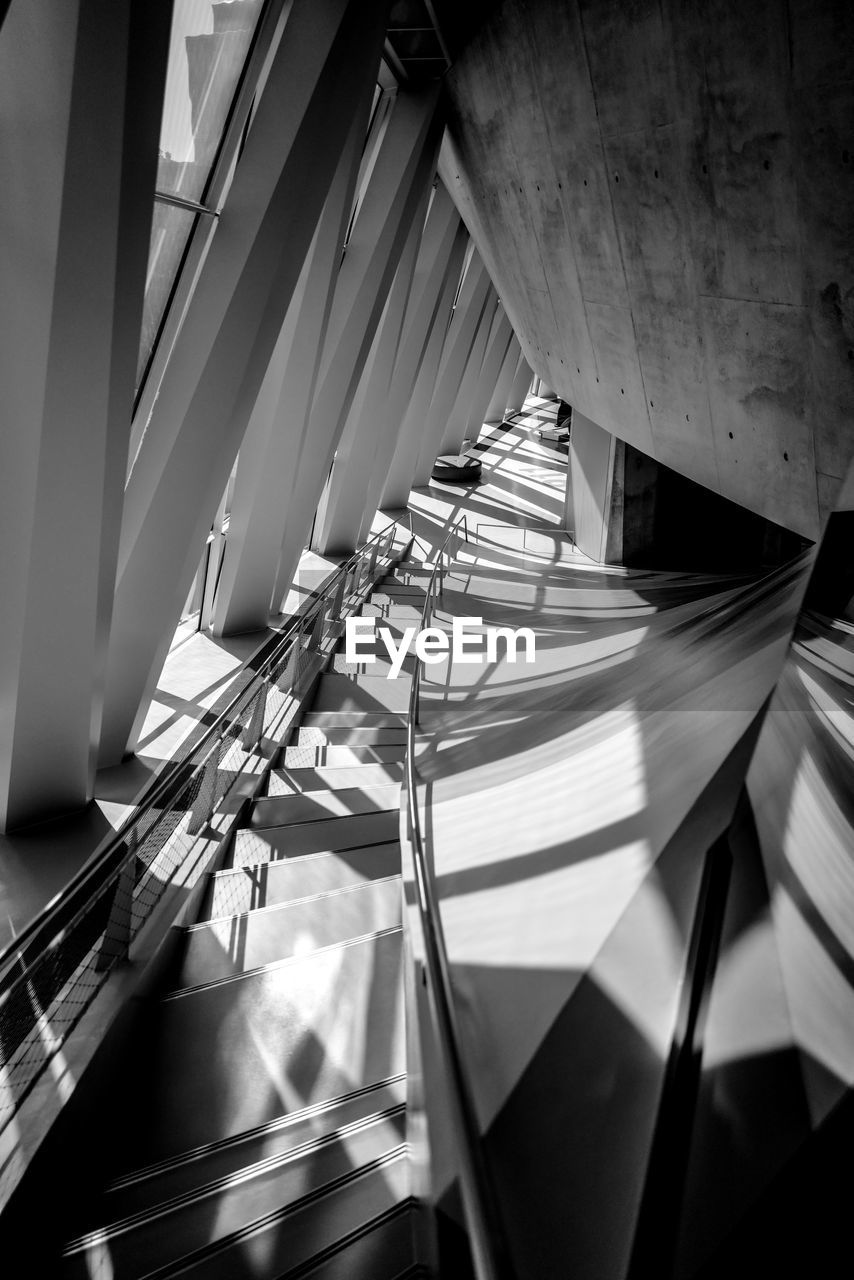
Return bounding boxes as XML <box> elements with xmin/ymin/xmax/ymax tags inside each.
<box><xmin>505</xmin><ymin>354</ymin><xmax>534</xmax><ymax>417</ymax></box>
<box><xmin>437</xmin><ymin>290</ymin><xmax>499</xmax><ymax>455</ymax></box>
<box><xmin>356</xmin><ymin>186</ymin><xmax>463</xmax><ymax>539</ymax></box>
<box><xmin>467</xmin><ymin>310</ymin><xmax>513</xmax><ymax>437</ymax></box>
<box><xmin>0</xmin><ymin>0</ymin><xmax>171</xmax><ymax>829</ymax></box>
<box><xmin>566</xmin><ymin>411</ymin><xmax>619</xmax><ymax>562</ymax></box>
<box><xmin>379</xmin><ymin>224</ymin><xmax>469</xmax><ymax>511</ymax></box>
<box><xmin>411</xmin><ymin>252</ymin><xmax>492</xmax><ymax>485</ymax></box>
<box><xmin>98</xmin><ymin>0</ymin><xmax>389</xmax><ymax>765</ymax></box>
<box><xmin>485</xmin><ymin>334</ymin><xmax>522</xmax><ymax>424</ymax></box>
<box><xmin>270</xmin><ymin>84</ymin><xmax>445</xmax><ymax>609</ymax></box>
<box><xmin>312</xmin><ymin>196</ymin><xmax>426</xmax><ymax>555</ymax></box>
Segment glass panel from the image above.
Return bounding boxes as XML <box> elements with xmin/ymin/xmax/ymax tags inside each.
<box><xmin>157</xmin><ymin>0</ymin><xmax>263</xmax><ymax>203</ymax></box>
<box><xmin>136</xmin><ymin>201</ymin><xmax>196</xmax><ymax>386</ymax></box>
<box><xmin>137</xmin><ymin>0</ymin><xmax>264</xmax><ymax>388</ymax></box>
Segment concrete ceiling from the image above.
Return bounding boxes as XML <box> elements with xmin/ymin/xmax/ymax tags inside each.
<box><xmin>438</xmin><ymin>0</ymin><xmax>854</xmax><ymax>538</ymax></box>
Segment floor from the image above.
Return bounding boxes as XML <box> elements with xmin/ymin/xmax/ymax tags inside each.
<box><xmin>400</xmin><ymin>394</ymin><xmax>801</xmax><ymax>1108</ymax></box>
<box><xmin>395</xmin><ymin>399</ymin><xmax>809</xmax><ymax>1277</ymax></box>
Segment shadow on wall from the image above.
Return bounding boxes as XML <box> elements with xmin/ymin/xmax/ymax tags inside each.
<box><xmin>609</xmin><ymin>440</ymin><xmax>810</xmax><ymax>574</ymax></box>
<box><xmin>673</xmin><ymin>457</ymin><xmax>854</xmax><ymax>1278</ymax></box>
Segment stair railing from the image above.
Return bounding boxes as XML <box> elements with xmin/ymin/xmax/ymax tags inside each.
<box><xmin>0</xmin><ymin>517</ymin><xmax>408</xmax><ymax>1142</ymax></box>
<box><xmin>404</xmin><ymin>518</ymin><xmax>514</xmax><ymax>1280</ymax></box>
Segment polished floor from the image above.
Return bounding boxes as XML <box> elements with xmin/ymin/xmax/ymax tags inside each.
<box><xmin>393</xmin><ymin>400</ymin><xmax>811</xmax><ymax>1278</ymax></box>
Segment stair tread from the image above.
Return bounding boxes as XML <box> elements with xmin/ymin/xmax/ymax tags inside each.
<box><xmin>205</xmin><ymin>843</ymin><xmax>402</xmax><ymax>918</ymax></box>
<box><xmin>293</xmin><ymin>725</ymin><xmax>408</xmax><ymax>746</ymax></box>
<box><xmin>176</xmin><ymin>876</ymin><xmax>402</xmax><ymax>987</ymax></box>
<box><xmin>166</xmin><ymin>1182</ymin><xmax>415</xmax><ymax>1280</ymax></box>
<box><xmin>267</xmin><ymin>762</ymin><xmax>404</xmax><ymax>794</ymax></box>
<box><xmin>63</xmin><ymin>1123</ymin><xmax>409</xmax><ymax>1279</ymax></box>
<box><xmin>109</xmin><ymin>929</ymin><xmax>405</xmax><ymax>1168</ymax></box>
<box><xmin>249</xmin><ymin>784</ymin><xmax>400</xmax><ymax>830</ymax></box>
<box><xmin>300</xmin><ymin>710</ymin><xmax>407</xmax><ymax>725</ymax></box>
<box><xmin>232</xmin><ymin>810</ymin><xmax>400</xmax><ymax>865</ymax></box>
<box><xmin>282</xmin><ymin>744</ymin><xmax>407</xmax><ymax>767</ymax></box>
<box><xmin>77</xmin><ymin>1086</ymin><xmax>407</xmax><ymax>1245</ymax></box>
<box><xmin>312</xmin><ymin>673</ymin><xmax>413</xmax><ymax>712</ymax></box>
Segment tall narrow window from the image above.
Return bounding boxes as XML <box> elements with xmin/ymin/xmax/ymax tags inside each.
<box><xmin>137</xmin><ymin>0</ymin><xmax>265</xmax><ymax>388</ymax></box>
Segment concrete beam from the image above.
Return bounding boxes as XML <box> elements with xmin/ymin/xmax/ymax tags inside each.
<box><xmin>209</xmin><ymin>102</ymin><xmax>368</xmax><ymax>637</ymax></box>
<box><xmin>98</xmin><ymin>0</ymin><xmax>389</xmax><ymax>764</ymax></box>
<box><xmin>311</xmin><ymin>179</ymin><xmax>429</xmax><ymax>555</ymax></box>
<box><xmin>465</xmin><ymin>308</ymin><xmax>514</xmax><ymax>439</ymax></box>
<box><xmin>438</xmin><ymin>288</ymin><xmax>500</xmax><ymax>455</ymax></box>
<box><xmin>356</xmin><ymin>184</ymin><xmax>464</xmax><ymax>541</ymax></box>
<box><xmin>485</xmin><ymin>333</ymin><xmax>522</xmax><ymax>423</ymax></box>
<box><xmin>412</xmin><ymin>251</ymin><xmax>492</xmax><ymax>484</ymax></box>
<box><xmin>505</xmin><ymin>354</ymin><xmax>533</xmax><ymax>417</ymax></box>
<box><xmin>270</xmin><ymin>84</ymin><xmax>445</xmax><ymax>608</ymax></box>
<box><xmin>380</xmin><ymin>223</ymin><xmax>470</xmax><ymax>509</ymax></box>
<box><xmin>0</xmin><ymin>0</ymin><xmax>171</xmax><ymax>828</ymax></box>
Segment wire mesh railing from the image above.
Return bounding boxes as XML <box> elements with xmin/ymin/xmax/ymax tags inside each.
<box><xmin>0</xmin><ymin>519</ymin><xmax>406</xmax><ymax>1141</ymax></box>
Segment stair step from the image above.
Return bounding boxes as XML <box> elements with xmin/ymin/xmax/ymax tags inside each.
<box><xmin>107</xmin><ymin>928</ymin><xmax>405</xmax><ymax>1168</ymax></box>
<box><xmin>368</xmin><ymin>588</ymin><xmax>427</xmax><ymax>604</ymax></box>
<box><xmin>267</xmin><ymin>762</ymin><xmax>404</xmax><ymax>795</ymax></box>
<box><xmin>359</xmin><ymin>602</ymin><xmax>427</xmax><ymax>620</ymax></box>
<box><xmin>176</xmin><ymin>876</ymin><xmax>402</xmax><ymax>987</ymax></box>
<box><xmin>164</xmin><ymin>1183</ymin><xmax>415</xmax><ymax>1280</ymax></box>
<box><xmin>300</xmin><ymin>710</ymin><xmax>407</xmax><ymax>727</ymax></box>
<box><xmin>204</xmin><ymin>843</ymin><xmax>401</xmax><ymax>918</ymax></box>
<box><xmin>292</xmin><ymin>724</ymin><xmax>408</xmax><ymax>746</ymax></box>
<box><xmin>249</xmin><ymin>784</ymin><xmax>400</xmax><ymax>830</ymax></box>
<box><xmin>272</xmin><ymin>1199</ymin><xmax>417</xmax><ymax>1280</ymax></box>
<box><xmin>311</xmin><ymin>673</ymin><xmax>413</xmax><ymax>714</ymax></box>
<box><xmin>232</xmin><ymin>810</ymin><xmax>400</xmax><ymax>865</ymax></box>
<box><xmin>329</xmin><ymin>651</ymin><xmax>418</xmax><ymax>678</ymax></box>
<box><xmin>93</xmin><ymin>1077</ymin><xmax>406</xmax><ymax>1240</ymax></box>
<box><xmin>62</xmin><ymin>1114</ymin><xmax>409</xmax><ymax>1280</ymax></box>
<box><xmin>282</xmin><ymin>743</ymin><xmax>407</xmax><ymax>767</ymax></box>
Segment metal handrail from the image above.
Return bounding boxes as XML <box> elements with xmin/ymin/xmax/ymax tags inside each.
<box><xmin>404</xmin><ymin>517</ymin><xmax>514</xmax><ymax>1280</ymax></box>
<box><xmin>0</xmin><ymin>517</ymin><xmax>402</xmax><ymax>993</ymax></box>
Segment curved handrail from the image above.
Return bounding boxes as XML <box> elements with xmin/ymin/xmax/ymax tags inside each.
<box><xmin>0</xmin><ymin>517</ymin><xmax>403</xmax><ymax>991</ymax></box>
<box><xmin>404</xmin><ymin>517</ymin><xmax>514</xmax><ymax>1280</ymax></box>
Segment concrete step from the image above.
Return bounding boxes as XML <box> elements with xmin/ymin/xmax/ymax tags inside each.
<box><xmin>281</xmin><ymin>742</ymin><xmax>407</xmax><ymax>768</ymax></box>
<box><xmin>231</xmin><ymin>810</ymin><xmax>401</xmax><ymax>866</ymax></box>
<box><xmin>311</xmin><ymin>672</ymin><xmax>412</xmax><ymax>715</ymax></box>
<box><xmin>62</xmin><ymin>1110</ymin><xmax>409</xmax><ymax>1280</ymax></box>
<box><xmin>176</xmin><ymin>876</ymin><xmax>402</xmax><ymax>987</ymax></box>
<box><xmin>329</xmin><ymin>650</ymin><xmax>418</xmax><ymax>678</ymax></box>
<box><xmin>300</xmin><ymin>709</ymin><xmax>407</xmax><ymax>728</ymax></box>
<box><xmin>264</xmin><ymin>1199</ymin><xmax>417</xmax><ymax>1280</ymax></box>
<box><xmin>105</xmin><ymin>928</ymin><xmax>405</xmax><ymax>1169</ymax></box>
<box><xmin>359</xmin><ymin>601</ymin><xmax>428</xmax><ymax>621</ymax></box>
<box><xmin>166</xmin><ymin>1182</ymin><xmax>415</xmax><ymax>1280</ymax></box>
<box><xmin>90</xmin><ymin>1076</ymin><xmax>406</xmax><ymax>1239</ymax></box>
<box><xmin>368</xmin><ymin>587</ymin><xmax>428</xmax><ymax>606</ymax></box>
<box><xmin>292</xmin><ymin>723</ymin><xmax>408</xmax><ymax>747</ymax></box>
<box><xmin>267</xmin><ymin>761</ymin><xmax>404</xmax><ymax>795</ymax></box>
<box><xmin>204</xmin><ymin>843</ymin><xmax>401</xmax><ymax>918</ymax></box>
<box><xmin>248</xmin><ymin>783</ymin><xmax>400</xmax><ymax>831</ymax></box>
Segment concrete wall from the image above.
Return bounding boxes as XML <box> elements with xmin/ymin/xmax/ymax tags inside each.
<box><xmin>568</xmin><ymin>412</ymin><xmax>805</xmax><ymax>570</ymax></box>
<box><xmin>566</xmin><ymin>410</ymin><xmax>615</xmax><ymax>561</ymax></box>
<box><xmin>438</xmin><ymin>0</ymin><xmax>854</xmax><ymax>540</ymax></box>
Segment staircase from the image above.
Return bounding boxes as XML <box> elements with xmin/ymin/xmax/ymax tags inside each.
<box><xmin>56</xmin><ymin>558</ymin><xmax>436</xmax><ymax>1280</ymax></box>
